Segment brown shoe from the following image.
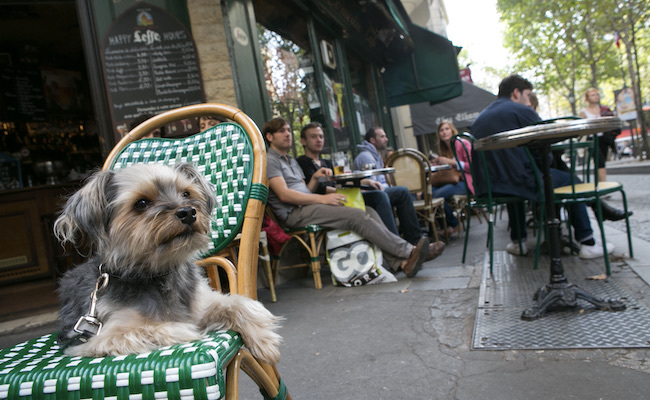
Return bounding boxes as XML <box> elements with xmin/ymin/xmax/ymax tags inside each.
<box><xmin>426</xmin><ymin>241</ymin><xmax>445</xmax><ymax>261</ymax></box>
<box><xmin>402</xmin><ymin>236</ymin><xmax>429</xmax><ymax>278</ymax></box>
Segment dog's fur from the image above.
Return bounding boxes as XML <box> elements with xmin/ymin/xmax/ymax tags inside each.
<box><xmin>54</xmin><ymin>163</ymin><xmax>282</xmax><ymax>364</ymax></box>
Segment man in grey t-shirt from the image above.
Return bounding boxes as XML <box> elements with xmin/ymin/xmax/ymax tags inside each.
<box><xmin>264</xmin><ymin>117</ymin><xmax>441</xmax><ymax>278</ymax></box>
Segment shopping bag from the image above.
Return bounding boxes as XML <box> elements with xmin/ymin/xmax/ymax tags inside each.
<box><xmin>326</xmin><ymin>229</ymin><xmax>396</xmax><ymax>287</ymax></box>
<box><xmin>336</xmin><ymin>187</ymin><xmax>365</xmax><ymax>210</ymax></box>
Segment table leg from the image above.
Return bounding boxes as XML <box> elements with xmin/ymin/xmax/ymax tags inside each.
<box><xmin>520</xmin><ymin>144</ymin><xmax>625</xmax><ymax>320</ymax></box>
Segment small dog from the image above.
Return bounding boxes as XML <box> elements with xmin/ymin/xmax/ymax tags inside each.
<box><xmin>54</xmin><ymin>163</ymin><xmax>282</xmax><ymax>364</ymax></box>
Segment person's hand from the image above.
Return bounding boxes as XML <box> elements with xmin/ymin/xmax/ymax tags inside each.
<box><xmin>437</xmin><ymin>156</ymin><xmax>455</xmax><ymax>166</ymax></box>
<box><xmin>360</xmin><ymin>178</ymin><xmax>383</xmax><ymax>190</ymax></box>
<box><xmin>321</xmin><ymin>193</ymin><xmax>346</xmax><ymax>206</ymax></box>
<box><xmin>312</xmin><ymin>167</ymin><xmax>333</xmax><ymax>179</ymax></box>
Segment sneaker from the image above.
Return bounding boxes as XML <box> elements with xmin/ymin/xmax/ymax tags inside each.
<box><xmin>506</xmin><ymin>241</ymin><xmax>529</xmax><ymax>256</ymax></box>
<box><xmin>579</xmin><ymin>240</ymin><xmax>615</xmax><ymax>259</ymax></box>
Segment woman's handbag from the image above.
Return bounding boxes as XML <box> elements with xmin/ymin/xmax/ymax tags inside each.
<box><xmin>429</xmin><ymin>167</ymin><xmax>461</xmax><ymax>187</ymax></box>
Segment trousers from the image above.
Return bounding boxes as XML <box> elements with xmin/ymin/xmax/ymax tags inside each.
<box><xmin>284</xmin><ymin>204</ymin><xmax>413</xmax><ymax>270</ymax></box>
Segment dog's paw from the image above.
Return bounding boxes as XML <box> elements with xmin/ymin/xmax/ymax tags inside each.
<box><xmin>201</xmin><ymin>294</ymin><xmax>284</xmax><ymax>365</ymax></box>
<box><xmin>240</xmin><ymin>313</ymin><xmax>283</xmax><ymax>365</ymax></box>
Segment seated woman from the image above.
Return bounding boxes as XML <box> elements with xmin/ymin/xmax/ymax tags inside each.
<box><xmin>429</xmin><ymin>121</ymin><xmax>474</xmax><ymax>237</ymax></box>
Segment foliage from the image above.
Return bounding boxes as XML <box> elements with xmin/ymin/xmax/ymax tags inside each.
<box><xmin>497</xmin><ymin>0</ymin><xmax>649</xmax><ymax>115</ymax></box>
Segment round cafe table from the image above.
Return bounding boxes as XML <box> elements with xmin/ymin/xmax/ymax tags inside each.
<box><xmin>430</xmin><ymin>164</ymin><xmax>452</xmax><ymax>173</ymax></box>
<box><xmin>474</xmin><ymin>117</ymin><xmax>626</xmax><ymax>320</ymax></box>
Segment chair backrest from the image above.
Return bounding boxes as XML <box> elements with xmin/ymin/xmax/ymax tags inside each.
<box><xmin>452</xmin><ymin>133</ymin><xmax>481</xmax><ymax>200</ymax></box>
<box><xmin>386</xmin><ymin>148</ymin><xmax>431</xmax><ymax>203</ymax></box>
<box><xmin>103</xmin><ymin>103</ymin><xmax>267</xmax><ymax>299</ymax></box>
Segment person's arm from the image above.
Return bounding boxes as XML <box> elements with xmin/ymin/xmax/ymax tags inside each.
<box><xmin>298</xmin><ymin>157</ymin><xmax>332</xmax><ymax>194</ymax></box>
<box><xmin>268</xmin><ymin>175</ymin><xmax>345</xmax><ymax>206</ymax></box>
<box><xmin>360</xmin><ymin>179</ymin><xmax>383</xmax><ymax>190</ymax></box>
<box><xmin>305</xmin><ymin>167</ymin><xmax>333</xmax><ymax>193</ymax></box>
<box><xmin>352</xmin><ymin>151</ymin><xmax>374</xmax><ymax>171</ymax></box>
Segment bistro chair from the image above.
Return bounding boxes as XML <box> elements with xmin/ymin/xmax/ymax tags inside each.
<box><xmin>386</xmin><ymin>148</ymin><xmax>447</xmax><ymax>242</ymax></box>
<box><xmin>452</xmin><ymin>133</ymin><xmax>545</xmax><ymax>273</ymax></box>
<box><xmin>266</xmin><ymin>207</ymin><xmax>329</xmax><ymax>291</ymax></box>
<box><xmin>551</xmin><ymin>135</ymin><xmax>633</xmax><ymax>275</ymax></box>
<box><xmin>0</xmin><ymin>104</ymin><xmax>289</xmax><ymax>400</ymax></box>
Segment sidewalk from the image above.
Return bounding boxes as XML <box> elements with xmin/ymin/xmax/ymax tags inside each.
<box><xmin>2</xmin><ymin>214</ymin><xmax>650</xmax><ymax>399</ymax></box>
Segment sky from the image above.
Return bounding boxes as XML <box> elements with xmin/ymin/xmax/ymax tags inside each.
<box><xmin>444</xmin><ymin>0</ymin><xmax>510</xmax><ymax>93</ymax></box>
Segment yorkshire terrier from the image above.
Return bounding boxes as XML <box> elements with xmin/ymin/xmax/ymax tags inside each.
<box><xmin>54</xmin><ymin>163</ymin><xmax>282</xmax><ymax>364</ymax></box>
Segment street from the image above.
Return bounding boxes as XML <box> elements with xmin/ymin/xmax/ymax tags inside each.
<box><xmin>601</xmin><ymin>174</ymin><xmax>650</xmax><ymax>243</ymax></box>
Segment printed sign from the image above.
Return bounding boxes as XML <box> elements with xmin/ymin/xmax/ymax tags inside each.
<box><xmin>101</xmin><ymin>3</ymin><xmax>204</xmax><ymax>137</ymax></box>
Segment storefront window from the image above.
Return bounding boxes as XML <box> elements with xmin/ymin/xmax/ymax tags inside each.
<box><xmin>258</xmin><ymin>26</ymin><xmax>312</xmax><ymax>157</ymax></box>
<box><xmin>348</xmin><ymin>55</ymin><xmax>380</xmax><ymax>140</ymax></box>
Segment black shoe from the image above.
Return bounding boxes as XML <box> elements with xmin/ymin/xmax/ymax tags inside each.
<box><xmin>596</xmin><ymin>200</ymin><xmax>633</xmax><ymax>221</ymax></box>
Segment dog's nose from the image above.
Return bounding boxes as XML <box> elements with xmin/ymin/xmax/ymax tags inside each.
<box><xmin>176</xmin><ymin>206</ymin><xmax>197</xmax><ymax>225</ymax></box>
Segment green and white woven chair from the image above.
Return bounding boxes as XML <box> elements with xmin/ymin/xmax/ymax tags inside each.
<box><xmin>0</xmin><ymin>104</ymin><xmax>289</xmax><ymax>400</ymax></box>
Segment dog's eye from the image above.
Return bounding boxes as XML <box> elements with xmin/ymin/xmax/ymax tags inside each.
<box><xmin>134</xmin><ymin>199</ymin><xmax>150</xmax><ymax>211</ymax></box>
<box><xmin>181</xmin><ymin>191</ymin><xmax>190</xmax><ymax>198</ymax></box>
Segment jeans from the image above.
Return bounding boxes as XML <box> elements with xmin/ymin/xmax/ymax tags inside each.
<box><xmin>505</xmin><ymin>168</ymin><xmax>593</xmax><ymax>242</ymax></box>
<box><xmin>385</xmin><ymin>186</ymin><xmax>423</xmax><ymax>245</ymax></box>
<box><xmin>362</xmin><ymin>190</ymin><xmax>398</xmax><ymax>236</ymax></box>
<box><xmin>432</xmin><ymin>182</ymin><xmax>467</xmax><ymax>228</ymax></box>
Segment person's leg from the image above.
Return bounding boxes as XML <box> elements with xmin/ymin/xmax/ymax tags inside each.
<box><xmin>285</xmin><ymin>204</ymin><xmax>412</xmax><ymax>269</ymax></box>
<box><xmin>549</xmin><ymin>168</ymin><xmax>593</xmax><ymax>242</ymax></box>
<box><xmin>385</xmin><ymin>186</ymin><xmax>422</xmax><ymax>245</ymax></box>
<box><xmin>506</xmin><ymin>202</ymin><xmax>527</xmax><ymax>242</ymax></box>
<box><xmin>432</xmin><ymin>183</ymin><xmax>467</xmax><ymax>228</ymax></box>
<box><xmin>361</xmin><ymin>190</ymin><xmax>398</xmax><ymax>235</ymax></box>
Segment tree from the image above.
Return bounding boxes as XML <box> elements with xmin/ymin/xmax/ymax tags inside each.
<box><xmin>498</xmin><ymin>0</ymin><xmax>624</xmax><ymax>112</ymax></box>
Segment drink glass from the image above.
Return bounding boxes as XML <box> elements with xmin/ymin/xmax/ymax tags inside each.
<box><xmin>333</xmin><ymin>151</ymin><xmax>349</xmax><ymax>175</ymax></box>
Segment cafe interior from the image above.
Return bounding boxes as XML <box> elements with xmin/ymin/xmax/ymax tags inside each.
<box><xmin>0</xmin><ymin>2</ymin><xmax>98</xmax><ymax>320</ymax></box>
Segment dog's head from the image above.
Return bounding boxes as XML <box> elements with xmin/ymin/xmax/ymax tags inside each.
<box><xmin>54</xmin><ymin>163</ymin><xmax>216</xmax><ymax>274</ymax></box>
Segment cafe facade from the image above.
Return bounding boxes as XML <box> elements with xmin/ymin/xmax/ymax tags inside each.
<box><xmin>0</xmin><ymin>0</ymin><xmax>460</xmax><ymax>306</ymax></box>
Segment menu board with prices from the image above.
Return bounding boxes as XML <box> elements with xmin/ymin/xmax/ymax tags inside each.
<box><xmin>0</xmin><ymin>67</ymin><xmax>46</xmax><ymax>122</ymax></box>
<box><xmin>102</xmin><ymin>3</ymin><xmax>204</xmax><ymax>137</ymax></box>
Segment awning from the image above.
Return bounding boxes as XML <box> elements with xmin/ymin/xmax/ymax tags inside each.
<box><xmin>410</xmin><ymin>81</ymin><xmax>496</xmax><ymax>136</ymax></box>
<box><xmin>382</xmin><ymin>24</ymin><xmax>462</xmax><ymax>107</ymax></box>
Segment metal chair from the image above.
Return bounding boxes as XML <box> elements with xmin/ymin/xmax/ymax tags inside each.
<box><xmin>552</xmin><ymin>135</ymin><xmax>633</xmax><ymax>275</ymax></box>
<box><xmin>0</xmin><ymin>104</ymin><xmax>289</xmax><ymax>400</ymax></box>
<box><xmin>453</xmin><ymin>133</ymin><xmax>544</xmax><ymax>273</ymax></box>
<box><xmin>386</xmin><ymin>148</ymin><xmax>447</xmax><ymax>242</ymax></box>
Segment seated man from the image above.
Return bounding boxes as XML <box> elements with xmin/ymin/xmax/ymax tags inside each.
<box><xmin>297</xmin><ymin>122</ymin><xmax>427</xmax><ymax>245</ymax></box>
<box><xmin>352</xmin><ymin>127</ymin><xmax>430</xmax><ymax>245</ymax></box>
<box><xmin>264</xmin><ymin>117</ymin><xmax>441</xmax><ymax>277</ymax></box>
<box><xmin>470</xmin><ymin>74</ymin><xmax>612</xmax><ymax>259</ymax></box>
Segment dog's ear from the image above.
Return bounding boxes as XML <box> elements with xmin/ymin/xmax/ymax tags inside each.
<box><xmin>174</xmin><ymin>163</ymin><xmax>216</xmax><ymax>211</ymax></box>
<box><xmin>54</xmin><ymin>170</ymin><xmax>115</xmax><ymax>250</ymax></box>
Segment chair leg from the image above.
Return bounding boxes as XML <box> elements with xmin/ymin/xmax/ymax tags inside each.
<box><xmin>621</xmin><ymin>191</ymin><xmax>634</xmax><ymax>258</ymax></box>
<box><xmin>308</xmin><ymin>232</ymin><xmax>323</xmax><ymax>290</ymax></box>
<box><xmin>488</xmin><ymin>215</ymin><xmax>494</xmax><ymax>275</ymax></box>
<box><xmin>593</xmin><ymin>199</ymin><xmax>612</xmax><ymax>275</ymax></box>
<box><xmin>259</xmin><ymin>236</ymin><xmax>276</xmax><ymax>303</ymax></box>
<box><xmin>461</xmin><ymin>204</ymin><xmax>472</xmax><ymax>264</ymax></box>
<box><xmin>439</xmin><ymin>205</ymin><xmax>449</xmax><ymax>243</ymax></box>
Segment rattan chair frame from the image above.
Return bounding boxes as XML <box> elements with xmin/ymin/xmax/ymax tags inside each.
<box><xmin>385</xmin><ymin>148</ymin><xmax>447</xmax><ymax>242</ymax></box>
<box><xmin>103</xmin><ymin>103</ymin><xmax>288</xmax><ymax>399</ymax></box>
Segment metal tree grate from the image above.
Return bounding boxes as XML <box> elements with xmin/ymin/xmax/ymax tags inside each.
<box><xmin>473</xmin><ymin>251</ymin><xmax>650</xmax><ymax>350</ymax></box>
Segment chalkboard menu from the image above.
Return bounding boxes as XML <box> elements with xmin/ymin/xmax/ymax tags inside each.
<box><xmin>102</xmin><ymin>3</ymin><xmax>204</xmax><ymax>136</ymax></box>
<box><xmin>0</xmin><ymin>67</ymin><xmax>46</xmax><ymax>122</ymax></box>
